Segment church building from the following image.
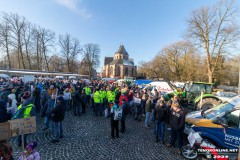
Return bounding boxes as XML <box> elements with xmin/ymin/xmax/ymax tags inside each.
<box><xmin>102</xmin><ymin>45</ymin><xmax>137</xmax><ymax>79</ymax></box>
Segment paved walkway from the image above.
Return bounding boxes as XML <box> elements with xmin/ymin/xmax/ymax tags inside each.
<box><xmin>10</xmin><ymin>108</ymin><xmax>184</xmax><ymax>160</ymax></box>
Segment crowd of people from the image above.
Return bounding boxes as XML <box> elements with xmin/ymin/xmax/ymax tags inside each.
<box><xmin>0</xmin><ymin>78</ymin><xmax>186</xmax><ymax>159</ymax></box>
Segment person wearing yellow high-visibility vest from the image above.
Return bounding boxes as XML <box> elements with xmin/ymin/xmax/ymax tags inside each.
<box><xmin>13</xmin><ymin>96</ymin><xmax>36</xmax><ymax>148</ymax></box>
<box><xmin>107</xmin><ymin>89</ymin><xmax>116</xmax><ymax>103</ymax></box>
<box><xmin>93</xmin><ymin>88</ymin><xmax>102</xmax><ymax>116</ymax></box>
<box><xmin>83</xmin><ymin>84</ymin><xmax>91</xmax><ymax>106</ymax></box>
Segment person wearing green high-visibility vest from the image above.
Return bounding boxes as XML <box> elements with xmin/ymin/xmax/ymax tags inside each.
<box><xmin>93</xmin><ymin>88</ymin><xmax>102</xmax><ymax>116</ymax></box>
<box><xmin>107</xmin><ymin>89</ymin><xmax>116</xmax><ymax>103</ymax></box>
<box><xmin>13</xmin><ymin>96</ymin><xmax>36</xmax><ymax>148</ymax></box>
<box><xmin>83</xmin><ymin>84</ymin><xmax>92</xmax><ymax>106</ymax></box>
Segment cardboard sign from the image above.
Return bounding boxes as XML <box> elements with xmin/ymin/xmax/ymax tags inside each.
<box><xmin>0</xmin><ymin>122</ymin><xmax>11</xmax><ymax>141</ymax></box>
<box><xmin>9</xmin><ymin>116</ymin><xmax>36</xmax><ymax>137</ymax></box>
<box><xmin>133</xmin><ymin>97</ymin><xmax>141</xmax><ymax>104</ymax></box>
<box><xmin>188</xmin><ymin>132</ymin><xmax>196</xmax><ymax>147</ymax></box>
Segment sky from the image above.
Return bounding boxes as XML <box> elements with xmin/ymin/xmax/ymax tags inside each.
<box><xmin>0</xmin><ymin>0</ymin><xmax>221</xmax><ymax>71</ymax></box>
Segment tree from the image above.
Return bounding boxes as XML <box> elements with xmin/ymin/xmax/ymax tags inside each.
<box><xmin>59</xmin><ymin>33</ymin><xmax>81</xmax><ymax>72</ymax></box>
<box><xmin>186</xmin><ymin>0</ymin><xmax>240</xmax><ymax>83</ymax></box>
<box><xmin>82</xmin><ymin>43</ymin><xmax>100</xmax><ymax>78</ymax></box>
<box><xmin>22</xmin><ymin>21</ymin><xmax>32</xmax><ymax>69</ymax></box>
<box><xmin>39</xmin><ymin>27</ymin><xmax>55</xmax><ymax>71</ymax></box>
<box><xmin>0</xmin><ymin>21</ymin><xmax>12</xmax><ymax>69</ymax></box>
<box><xmin>2</xmin><ymin>12</ymin><xmax>27</xmax><ymax>69</ymax></box>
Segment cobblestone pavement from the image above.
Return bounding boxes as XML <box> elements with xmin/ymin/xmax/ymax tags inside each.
<box><xmin>10</xmin><ymin>107</ymin><xmax>185</xmax><ymax>160</ymax></box>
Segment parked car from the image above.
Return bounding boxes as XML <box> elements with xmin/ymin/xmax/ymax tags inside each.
<box><xmin>0</xmin><ymin>74</ymin><xmax>10</xmax><ymax>80</ymax></box>
<box><xmin>184</xmin><ymin>95</ymin><xmax>240</xmax><ymax>149</ymax></box>
<box><xmin>55</xmin><ymin>76</ymin><xmax>64</xmax><ymax>80</ymax></box>
<box><xmin>69</xmin><ymin>76</ymin><xmax>77</xmax><ymax>80</ymax></box>
<box><xmin>215</xmin><ymin>91</ymin><xmax>238</xmax><ymax>102</ymax></box>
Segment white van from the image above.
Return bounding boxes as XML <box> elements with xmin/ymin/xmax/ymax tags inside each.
<box><xmin>143</xmin><ymin>81</ymin><xmax>173</xmax><ymax>94</ymax></box>
<box><xmin>55</xmin><ymin>76</ymin><xmax>64</xmax><ymax>80</ymax></box>
<box><xmin>69</xmin><ymin>76</ymin><xmax>77</xmax><ymax>80</ymax></box>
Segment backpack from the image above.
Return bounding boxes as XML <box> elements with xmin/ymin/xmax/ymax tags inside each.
<box><xmin>114</xmin><ymin>105</ymin><xmax>123</xmax><ymax>120</ymax></box>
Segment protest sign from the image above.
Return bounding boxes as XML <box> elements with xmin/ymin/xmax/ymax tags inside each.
<box><xmin>9</xmin><ymin>116</ymin><xmax>36</xmax><ymax>137</ymax></box>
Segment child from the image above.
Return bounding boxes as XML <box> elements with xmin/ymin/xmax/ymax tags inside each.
<box><xmin>18</xmin><ymin>141</ymin><xmax>40</xmax><ymax>160</ymax></box>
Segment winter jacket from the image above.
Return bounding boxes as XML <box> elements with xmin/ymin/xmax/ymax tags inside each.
<box><xmin>0</xmin><ymin>90</ymin><xmax>11</xmax><ymax>101</ymax></box>
<box><xmin>13</xmin><ymin>99</ymin><xmax>36</xmax><ymax>119</ymax></box>
<box><xmin>170</xmin><ymin>109</ymin><xmax>185</xmax><ymax>131</ymax></box>
<box><xmin>0</xmin><ymin>100</ymin><xmax>9</xmax><ymax>123</ymax></box>
<box><xmin>145</xmin><ymin>99</ymin><xmax>152</xmax><ymax>113</ymax></box>
<box><xmin>42</xmin><ymin>99</ymin><xmax>55</xmax><ymax>117</ymax></box>
<box><xmin>119</xmin><ymin>95</ymin><xmax>128</xmax><ymax>106</ymax></box>
<box><xmin>50</xmin><ymin>101</ymin><xmax>66</xmax><ymax>122</ymax></box>
<box><xmin>7</xmin><ymin>94</ymin><xmax>18</xmax><ymax>116</ymax></box>
<box><xmin>154</xmin><ymin>105</ymin><xmax>166</xmax><ymax>122</ymax></box>
<box><xmin>63</xmin><ymin>91</ymin><xmax>71</xmax><ymax>100</ymax></box>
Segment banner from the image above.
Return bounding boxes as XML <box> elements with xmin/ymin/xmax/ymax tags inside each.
<box><xmin>9</xmin><ymin>116</ymin><xmax>36</xmax><ymax>137</ymax></box>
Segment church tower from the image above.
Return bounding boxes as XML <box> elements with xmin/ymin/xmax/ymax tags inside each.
<box><xmin>114</xmin><ymin>45</ymin><xmax>129</xmax><ymax>60</ymax></box>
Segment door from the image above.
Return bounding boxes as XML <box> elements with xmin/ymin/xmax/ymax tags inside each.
<box><xmin>219</xmin><ymin>110</ymin><xmax>240</xmax><ymax>149</ymax></box>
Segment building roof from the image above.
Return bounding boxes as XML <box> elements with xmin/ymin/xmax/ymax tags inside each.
<box><xmin>115</xmin><ymin>45</ymin><xmax>128</xmax><ymax>56</ymax></box>
<box><xmin>104</xmin><ymin>57</ymin><xmax>114</xmax><ymax>65</ymax></box>
<box><xmin>109</xmin><ymin>59</ymin><xmax>134</xmax><ymax>66</ymax></box>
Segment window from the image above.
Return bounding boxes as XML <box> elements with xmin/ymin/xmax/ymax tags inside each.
<box><xmin>205</xmin><ymin>102</ymin><xmax>234</xmax><ymax>119</ymax></box>
<box><xmin>220</xmin><ymin>110</ymin><xmax>240</xmax><ymax>128</ymax></box>
<box><xmin>125</xmin><ymin>67</ymin><xmax>128</xmax><ymax>76</ymax></box>
<box><xmin>116</xmin><ymin>66</ymin><xmax>120</xmax><ymax>76</ymax></box>
<box><xmin>131</xmin><ymin>68</ymin><xmax>134</xmax><ymax>76</ymax></box>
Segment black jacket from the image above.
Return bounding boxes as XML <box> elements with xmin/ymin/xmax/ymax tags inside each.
<box><xmin>154</xmin><ymin>105</ymin><xmax>167</xmax><ymax>122</ymax></box>
<box><xmin>50</xmin><ymin>101</ymin><xmax>66</xmax><ymax>122</ymax></box>
<box><xmin>170</xmin><ymin>109</ymin><xmax>185</xmax><ymax>131</ymax></box>
<box><xmin>0</xmin><ymin>100</ymin><xmax>9</xmax><ymax>123</ymax></box>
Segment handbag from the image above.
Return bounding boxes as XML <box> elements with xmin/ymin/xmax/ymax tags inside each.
<box><xmin>114</xmin><ymin>108</ymin><xmax>123</xmax><ymax>120</ymax></box>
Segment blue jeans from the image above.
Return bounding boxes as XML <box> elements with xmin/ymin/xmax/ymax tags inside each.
<box><xmin>142</xmin><ymin>100</ymin><xmax>146</xmax><ymax>115</ymax></box>
<box><xmin>170</xmin><ymin>127</ymin><xmax>184</xmax><ymax>149</ymax></box>
<box><xmin>53</xmin><ymin>121</ymin><xmax>63</xmax><ymax>140</ymax></box>
<box><xmin>64</xmin><ymin>100</ymin><xmax>70</xmax><ymax>111</ymax></box>
<box><xmin>44</xmin><ymin>116</ymin><xmax>53</xmax><ymax>131</ymax></box>
<box><xmin>150</xmin><ymin>110</ymin><xmax>155</xmax><ymax>122</ymax></box>
<box><xmin>145</xmin><ymin>112</ymin><xmax>151</xmax><ymax>127</ymax></box>
<box><xmin>74</xmin><ymin>103</ymin><xmax>82</xmax><ymax>116</ymax></box>
<box><xmin>154</xmin><ymin>121</ymin><xmax>165</xmax><ymax>142</ymax></box>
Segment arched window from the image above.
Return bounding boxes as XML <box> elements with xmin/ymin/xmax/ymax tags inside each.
<box><xmin>115</xmin><ymin>66</ymin><xmax>120</xmax><ymax>76</ymax></box>
<box><xmin>125</xmin><ymin>67</ymin><xmax>128</xmax><ymax>76</ymax></box>
<box><xmin>110</xmin><ymin>66</ymin><xmax>113</xmax><ymax>76</ymax></box>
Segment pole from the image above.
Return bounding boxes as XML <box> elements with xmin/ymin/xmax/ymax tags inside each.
<box><xmin>21</xmin><ymin>133</ymin><xmax>26</xmax><ymax>160</ymax></box>
<box><xmin>200</xmin><ymin>91</ymin><xmax>204</xmax><ymax>108</ymax></box>
<box><xmin>239</xmin><ymin>65</ymin><xmax>240</xmax><ymax>94</ymax></box>
<box><xmin>54</xmin><ymin>89</ymin><xmax>58</xmax><ymax>108</ymax></box>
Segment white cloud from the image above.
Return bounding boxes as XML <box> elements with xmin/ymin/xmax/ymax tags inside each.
<box><xmin>54</xmin><ymin>0</ymin><xmax>92</xmax><ymax>19</ymax></box>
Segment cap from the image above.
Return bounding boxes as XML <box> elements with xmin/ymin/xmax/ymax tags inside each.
<box><xmin>26</xmin><ymin>141</ymin><xmax>37</xmax><ymax>151</ymax></box>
